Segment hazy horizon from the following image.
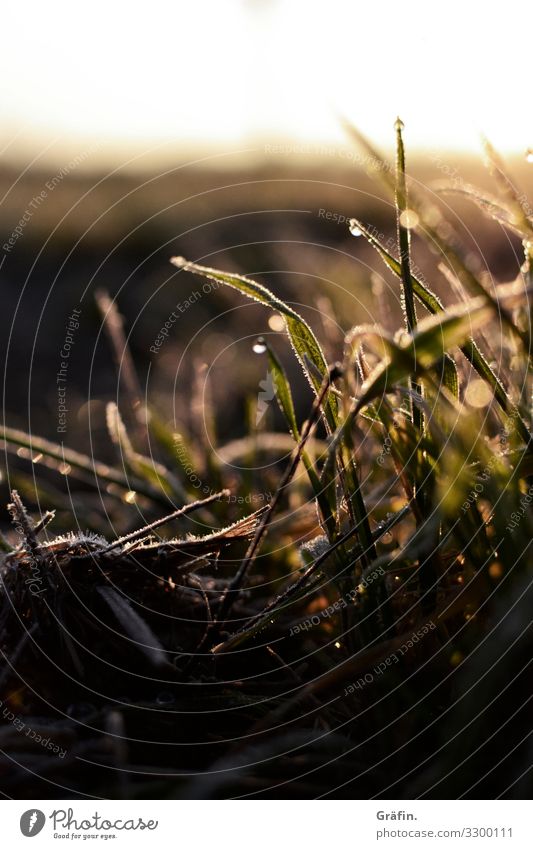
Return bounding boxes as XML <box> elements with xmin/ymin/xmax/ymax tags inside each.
<box><xmin>1</xmin><ymin>0</ymin><xmax>531</xmax><ymax>172</ymax></box>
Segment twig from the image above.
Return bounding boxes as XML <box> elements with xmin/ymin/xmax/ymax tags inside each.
<box><xmin>7</xmin><ymin>491</ymin><xmax>41</xmax><ymax>563</ymax></box>
<box><xmin>212</xmin><ymin>505</ymin><xmax>409</xmax><ymax>654</ymax></box>
<box><xmin>214</xmin><ymin>365</ymin><xmax>342</xmax><ymax>631</ymax></box>
<box><xmin>33</xmin><ymin>510</ymin><xmax>56</xmax><ymax>536</ymax></box>
<box><xmin>100</xmin><ymin>489</ymin><xmax>230</xmax><ymax>554</ymax></box>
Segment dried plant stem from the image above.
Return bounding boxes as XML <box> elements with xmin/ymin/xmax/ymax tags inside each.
<box><xmin>100</xmin><ymin>489</ymin><xmax>230</xmax><ymax>554</ymax></box>
<box><xmin>213</xmin><ymin>505</ymin><xmax>408</xmax><ymax>655</ymax></box>
<box><xmin>8</xmin><ymin>490</ymin><xmax>41</xmax><ymax>562</ymax></box>
<box><xmin>1</xmin><ymin>425</ymin><xmax>169</xmax><ymax>506</ymax></box>
<box><xmin>214</xmin><ymin>365</ymin><xmax>342</xmax><ymax>630</ymax></box>
<box><xmin>95</xmin><ymin>289</ymin><xmax>149</xmax><ymax>451</ymax></box>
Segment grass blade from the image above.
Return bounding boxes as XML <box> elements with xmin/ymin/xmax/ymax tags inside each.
<box><xmin>170</xmin><ymin>256</ymin><xmax>338</xmax><ymax>428</ymax></box>
<box><xmin>345</xmin><ymin>122</ymin><xmax>531</xmax><ymax>353</ymax></box>
<box><xmin>348</xmin><ymin>218</ymin><xmax>532</xmax><ymax>445</ymax></box>
<box><xmin>395</xmin><ymin>117</ymin><xmax>423</xmax><ymax>445</ymax></box>
<box><xmin>1</xmin><ymin>425</ymin><xmax>173</xmax><ymax>506</ymax></box>
<box><xmin>267</xmin><ymin>344</ymin><xmax>337</xmax><ymax>537</ymax></box>
<box><xmin>354</xmin><ymin>296</ymin><xmax>498</xmax><ymax>413</ymax></box>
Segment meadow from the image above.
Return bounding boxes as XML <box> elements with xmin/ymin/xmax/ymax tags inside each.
<box><xmin>0</xmin><ymin>126</ymin><xmax>531</xmax><ymax>798</ymax></box>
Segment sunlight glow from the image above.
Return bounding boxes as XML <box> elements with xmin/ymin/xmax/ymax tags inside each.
<box><xmin>0</xmin><ymin>0</ymin><xmax>530</xmax><ymax>165</ymax></box>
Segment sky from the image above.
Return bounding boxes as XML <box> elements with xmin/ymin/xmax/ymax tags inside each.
<box><xmin>0</xmin><ymin>0</ymin><xmax>531</xmax><ymax>168</ymax></box>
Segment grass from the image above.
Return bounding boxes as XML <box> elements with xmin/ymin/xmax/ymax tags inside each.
<box><xmin>1</xmin><ymin>123</ymin><xmax>532</xmax><ymax>799</ymax></box>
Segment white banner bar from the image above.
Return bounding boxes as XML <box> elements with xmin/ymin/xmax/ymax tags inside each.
<box><xmin>1</xmin><ymin>800</ymin><xmax>530</xmax><ymax>847</ymax></box>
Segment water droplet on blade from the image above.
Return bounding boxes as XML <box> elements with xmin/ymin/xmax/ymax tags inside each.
<box><xmin>349</xmin><ymin>219</ymin><xmax>362</xmax><ymax>237</ymax></box>
<box><xmin>464</xmin><ymin>379</ymin><xmax>493</xmax><ymax>408</ymax></box>
<box><xmin>526</xmin><ymin>149</ymin><xmax>533</xmax><ymax>163</ymax></box>
<box><xmin>268</xmin><ymin>313</ymin><xmax>285</xmax><ymax>332</ymax></box>
<box><xmin>253</xmin><ymin>337</ymin><xmax>267</xmax><ymax>354</ymax></box>
<box><xmin>399</xmin><ymin>209</ymin><xmax>419</xmax><ymax>230</ymax></box>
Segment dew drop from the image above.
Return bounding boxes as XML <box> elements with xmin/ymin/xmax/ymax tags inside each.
<box><xmin>399</xmin><ymin>209</ymin><xmax>419</xmax><ymax>230</ymax></box>
<box><xmin>268</xmin><ymin>313</ymin><xmax>285</xmax><ymax>332</ymax></box>
<box><xmin>526</xmin><ymin>149</ymin><xmax>533</xmax><ymax>163</ymax></box>
<box><xmin>349</xmin><ymin>219</ymin><xmax>362</xmax><ymax>237</ymax></box>
<box><xmin>252</xmin><ymin>337</ymin><xmax>267</xmax><ymax>354</ymax></box>
<box><xmin>464</xmin><ymin>379</ymin><xmax>493</xmax><ymax>408</ymax></box>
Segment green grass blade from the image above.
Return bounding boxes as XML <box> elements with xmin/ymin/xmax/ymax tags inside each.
<box><xmin>266</xmin><ymin>344</ymin><xmax>337</xmax><ymax>536</ymax></box>
<box><xmin>171</xmin><ymin>257</ymin><xmax>338</xmax><ymax>428</ymax></box>
<box><xmin>266</xmin><ymin>346</ymin><xmax>299</xmax><ymax>440</ymax></box>
<box><xmin>482</xmin><ymin>137</ymin><xmax>533</xmax><ymax>238</ymax></box>
<box><xmin>345</xmin><ymin>122</ymin><xmax>531</xmax><ymax>352</ymax></box>
<box><xmin>395</xmin><ymin>118</ymin><xmax>418</xmax><ymax>334</ymax></box>
<box><xmin>435</xmin><ymin>184</ymin><xmax>530</xmax><ymax>238</ymax></box>
<box><xmin>1</xmin><ymin>425</ymin><xmax>171</xmax><ymax>506</ymax></box>
<box><xmin>349</xmin><ymin>217</ymin><xmax>444</xmax><ymax>313</ymax></box>
<box><xmin>395</xmin><ymin>118</ymin><xmax>422</xmax><ymax>437</ymax></box>
<box><xmin>171</xmin><ymin>258</ymin><xmax>376</xmax><ymax>563</ymax></box>
<box><xmin>348</xmin><ymin>219</ymin><xmax>531</xmax><ymax>444</ymax></box>
<box><xmin>355</xmin><ymin>297</ymin><xmax>495</xmax><ymax>412</ymax></box>
<box><xmin>106</xmin><ymin>402</ymin><xmax>183</xmax><ymax>497</ymax></box>
<box><xmin>441</xmin><ymin>354</ymin><xmax>459</xmax><ymax>398</ymax></box>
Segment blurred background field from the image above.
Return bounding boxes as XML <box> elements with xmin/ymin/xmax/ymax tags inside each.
<box><xmin>1</xmin><ymin>152</ymin><xmax>530</xmax><ymax>516</ymax></box>
<box><xmin>2</xmin><ymin>155</ymin><xmax>530</xmax><ymax>419</ymax></box>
